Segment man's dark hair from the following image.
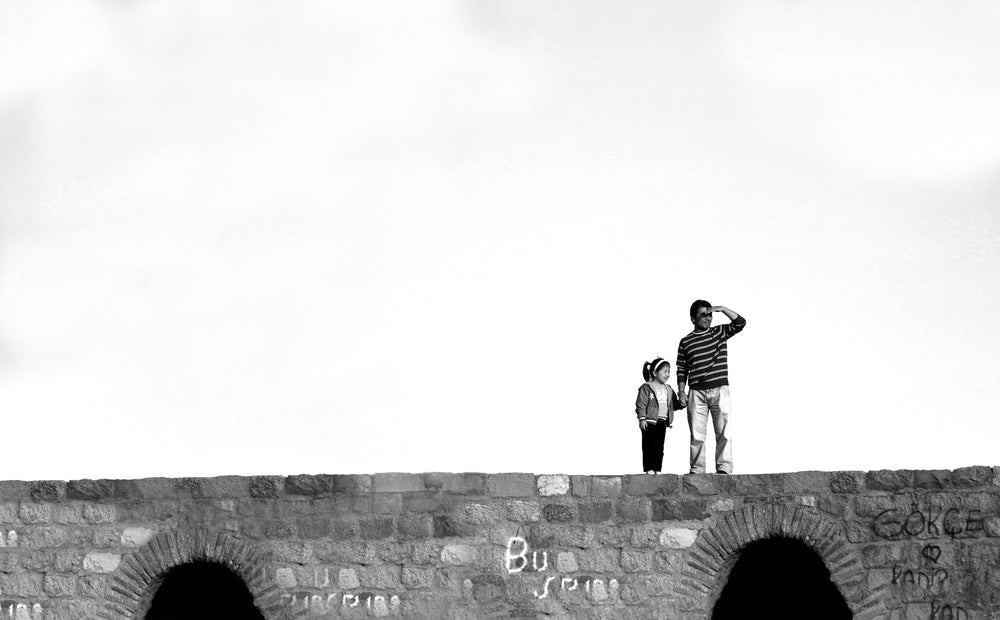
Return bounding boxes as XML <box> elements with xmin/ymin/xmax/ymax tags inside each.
<box><xmin>690</xmin><ymin>299</ymin><xmax>711</xmax><ymax>320</ymax></box>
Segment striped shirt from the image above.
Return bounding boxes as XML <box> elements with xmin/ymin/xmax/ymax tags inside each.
<box><xmin>676</xmin><ymin>315</ymin><xmax>746</xmax><ymax>390</ymax></box>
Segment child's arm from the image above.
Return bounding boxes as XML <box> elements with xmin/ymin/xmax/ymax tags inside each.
<box><xmin>635</xmin><ymin>385</ymin><xmax>650</xmax><ymax>430</ymax></box>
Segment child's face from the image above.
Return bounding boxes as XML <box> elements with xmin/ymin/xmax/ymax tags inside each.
<box><xmin>654</xmin><ymin>365</ymin><xmax>671</xmax><ymax>383</ymax></box>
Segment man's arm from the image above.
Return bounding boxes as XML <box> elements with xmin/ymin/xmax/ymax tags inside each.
<box><xmin>713</xmin><ymin>306</ymin><xmax>746</xmax><ymax>339</ymax></box>
<box><xmin>675</xmin><ymin>341</ymin><xmax>688</xmax><ymax>406</ymax></box>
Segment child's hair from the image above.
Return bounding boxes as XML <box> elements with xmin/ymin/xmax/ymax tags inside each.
<box><xmin>642</xmin><ymin>357</ymin><xmax>670</xmax><ymax>382</ymax></box>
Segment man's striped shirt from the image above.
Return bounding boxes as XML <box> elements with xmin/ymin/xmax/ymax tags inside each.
<box><xmin>676</xmin><ymin>315</ymin><xmax>746</xmax><ymax>390</ymax></box>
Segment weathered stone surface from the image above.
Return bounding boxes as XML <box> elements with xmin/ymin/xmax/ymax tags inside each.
<box><xmin>0</xmin><ymin>468</ymin><xmax>994</xmax><ymax>618</ymax></box>
<box><xmin>537</xmin><ymin>474</ymin><xmax>570</xmax><ymax>496</ymax></box>
<box><xmin>82</xmin><ymin>552</ymin><xmax>121</xmax><ymax>573</ymax></box>
<box><xmin>625</xmin><ymin>474</ymin><xmax>680</xmax><ymax>496</ymax></box>
<box><xmin>506</xmin><ymin>500</ymin><xmax>541</xmax><ymax>522</ymax></box>
<box><xmin>865</xmin><ymin>469</ymin><xmax>913</xmax><ymax>492</ymax></box>
<box><xmin>591</xmin><ymin>477</ymin><xmax>623</xmax><ymax>497</ymax></box>
<box><xmin>659</xmin><ymin>527</ymin><xmax>698</xmax><ymax>549</ymax></box>
<box><xmin>486</xmin><ymin>474</ymin><xmax>536</xmax><ymax>497</ymax></box>
<box><xmin>652</xmin><ymin>498</ymin><xmax>709</xmax><ymax>521</ymax></box>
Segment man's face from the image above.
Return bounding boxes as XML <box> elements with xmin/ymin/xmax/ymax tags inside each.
<box><xmin>693</xmin><ymin>307</ymin><xmax>712</xmax><ymax>331</ymax></box>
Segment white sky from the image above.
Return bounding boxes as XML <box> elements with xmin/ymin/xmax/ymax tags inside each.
<box><xmin>2</xmin><ymin>1</ymin><xmax>999</xmax><ymax>480</ymax></box>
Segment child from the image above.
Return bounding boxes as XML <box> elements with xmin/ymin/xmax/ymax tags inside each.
<box><xmin>635</xmin><ymin>357</ymin><xmax>684</xmax><ymax>474</ymax></box>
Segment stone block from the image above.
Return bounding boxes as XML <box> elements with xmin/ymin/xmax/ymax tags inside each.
<box><xmin>0</xmin><ymin>482</ymin><xmax>31</xmax><ymax>502</ymax></box>
<box><xmin>373</xmin><ymin>494</ymin><xmax>403</xmax><ymax>514</ymax></box>
<box><xmin>66</xmin><ymin>479</ymin><xmax>115</xmax><ymax>501</ymax></box>
<box><xmin>82</xmin><ymin>503</ymin><xmax>116</xmax><ymax>524</ymax></box>
<box><xmin>0</xmin><ymin>503</ymin><xmax>17</xmax><ymax>524</ymax></box>
<box><xmin>575</xmin><ymin>548</ymin><xmax>620</xmax><ymax>572</ymax></box>
<box><xmin>358</xmin><ymin>564</ymin><xmax>402</xmax><ymax>588</ymax></box>
<box><xmin>0</xmin><ymin>572</ymin><xmax>43</xmax><ymax>596</ymax></box>
<box><xmin>723</xmin><ymin>473</ymin><xmax>786</xmax><ymax>495</ymax></box>
<box><xmin>463</xmin><ymin>503</ymin><xmax>502</xmax><ymax>525</ymax></box>
<box><xmin>953</xmin><ymin>466</ymin><xmax>993</xmax><ymax>488</ymax></box>
<box><xmin>556</xmin><ymin>551</ymin><xmax>579</xmax><ymax>573</ymax></box>
<box><xmin>82</xmin><ymin>552</ymin><xmax>121</xmax><ymax>573</ymax></box>
<box><xmin>592</xmin><ymin>476</ymin><xmax>623</xmax><ymax>497</ymax></box>
<box><xmin>397</xmin><ymin>513</ymin><xmax>432</xmax><ymax>540</ymax></box>
<box><xmin>297</xmin><ymin>516</ymin><xmax>332</xmax><ymax>539</ymax></box>
<box><xmin>616</xmin><ymin>497</ymin><xmax>651</xmax><ymax>523</ymax></box>
<box><xmin>52</xmin><ymin>504</ymin><xmax>82</xmax><ymax>524</ymax></box>
<box><xmin>30</xmin><ymin>481</ymin><xmax>64</xmax><ymax>502</ymax></box>
<box><xmin>284</xmin><ymin>474</ymin><xmax>333</xmax><ymax>496</ymax></box>
<box><xmin>652</xmin><ymin>498</ymin><xmax>709</xmax><ymax>521</ymax></box>
<box><xmin>121</xmin><ymin>527</ymin><xmax>156</xmax><ymax>548</ymax></box>
<box><xmin>422</xmin><ymin>473</ymin><xmax>486</xmax><ymax>495</ymax></box>
<box><xmin>709</xmin><ymin>498</ymin><xmax>735</xmax><ymax>512</ymax></box>
<box><xmin>537</xmin><ymin>474</ymin><xmax>570</xmax><ymax>496</ymax></box>
<box><xmin>275</xmin><ymin>567</ymin><xmax>297</xmax><ymax>588</ymax></box>
<box><xmin>853</xmin><ymin>494</ymin><xmax>897</xmax><ymax>518</ymax></box>
<box><xmin>433</xmin><ymin>515</ymin><xmax>461</xmax><ymax>538</ymax></box>
<box><xmin>984</xmin><ymin>515</ymin><xmax>1000</xmax><ymax>537</ymax></box>
<box><xmin>620</xmin><ymin>549</ymin><xmax>653</xmax><ymax>573</ymax></box>
<box><xmin>578</xmin><ymin>501</ymin><xmax>613</xmax><ymax>524</ymax></box>
<box><xmin>542</xmin><ymin>504</ymin><xmax>575</xmax><ymax>523</ymax></box>
<box><xmin>43</xmin><ymin>573</ymin><xmax>77</xmax><ymax>597</ymax></box>
<box><xmin>18</xmin><ymin>503</ymin><xmax>51</xmax><ymax>524</ymax></box>
<box><xmin>373</xmin><ymin>473</ymin><xmax>425</xmax><ymax>493</ymax></box>
<box><xmin>248</xmin><ymin>476</ymin><xmax>282</xmax><ymax>498</ymax></box>
<box><xmin>830</xmin><ymin>471</ymin><xmax>864</xmax><ymax>494</ymax></box>
<box><xmin>625</xmin><ymin>474</ymin><xmax>680</xmax><ymax>496</ymax></box>
<box><xmin>360</xmin><ymin>516</ymin><xmax>395</xmax><ymax>540</ymax></box>
<box><xmin>659</xmin><ymin>527</ymin><xmax>698</xmax><ymax>549</ymax></box>
<box><xmin>441</xmin><ymin>544</ymin><xmax>477</xmax><ymax>565</ymax></box>
<box><xmin>865</xmin><ymin>470</ymin><xmax>913</xmax><ymax>492</ymax></box>
<box><xmin>914</xmin><ymin>470</ymin><xmax>952</xmax><ymax>490</ymax></box>
<box><xmin>783</xmin><ymin>471</ymin><xmax>831</xmax><ymax>494</ymax></box>
<box><xmin>486</xmin><ymin>474</ymin><xmax>536</xmax><ymax>497</ymax></box>
<box><xmin>52</xmin><ymin>551</ymin><xmax>84</xmax><ymax>572</ymax></box>
<box><xmin>818</xmin><ymin>495</ymin><xmax>848</xmax><ymax>517</ymax></box>
<box><xmin>506</xmin><ymin>500</ymin><xmax>541</xmax><ymax>522</ymax></box>
<box><xmin>402</xmin><ymin>566</ymin><xmax>435</xmax><ymax>589</ymax></box>
<box><xmin>571</xmin><ymin>476</ymin><xmax>590</xmax><ymax>497</ymax></box>
<box><xmin>683</xmin><ymin>474</ymin><xmax>721</xmax><ymax>496</ymax></box>
<box><xmin>338</xmin><ymin>567</ymin><xmax>360</xmax><ymax>589</ymax></box>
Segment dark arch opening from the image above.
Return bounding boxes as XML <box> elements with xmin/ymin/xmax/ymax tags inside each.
<box><xmin>711</xmin><ymin>536</ymin><xmax>853</xmax><ymax>620</ymax></box>
<box><xmin>143</xmin><ymin>561</ymin><xmax>266</xmax><ymax>620</ymax></box>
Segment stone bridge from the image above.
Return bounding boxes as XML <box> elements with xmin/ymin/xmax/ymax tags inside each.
<box><xmin>1</xmin><ymin>467</ymin><xmax>998</xmax><ymax>619</ymax></box>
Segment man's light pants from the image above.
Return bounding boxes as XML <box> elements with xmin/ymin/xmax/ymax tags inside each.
<box><xmin>688</xmin><ymin>386</ymin><xmax>732</xmax><ymax>474</ymax></box>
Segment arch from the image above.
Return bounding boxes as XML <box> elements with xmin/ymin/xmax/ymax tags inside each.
<box><xmin>711</xmin><ymin>536</ymin><xmax>852</xmax><ymax>619</ymax></box>
<box><xmin>144</xmin><ymin>560</ymin><xmax>267</xmax><ymax>619</ymax></box>
<box><xmin>675</xmin><ymin>504</ymin><xmax>886</xmax><ymax>620</ymax></box>
<box><xmin>100</xmin><ymin>529</ymin><xmax>282</xmax><ymax>620</ymax></box>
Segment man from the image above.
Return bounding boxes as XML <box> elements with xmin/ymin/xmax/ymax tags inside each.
<box><xmin>676</xmin><ymin>300</ymin><xmax>746</xmax><ymax>474</ymax></box>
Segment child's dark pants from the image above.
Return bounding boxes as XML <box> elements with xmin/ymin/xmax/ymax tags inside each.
<box><xmin>641</xmin><ymin>420</ymin><xmax>668</xmax><ymax>472</ymax></box>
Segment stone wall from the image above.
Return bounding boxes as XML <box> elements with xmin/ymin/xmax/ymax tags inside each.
<box><xmin>0</xmin><ymin>467</ymin><xmax>998</xmax><ymax>619</ymax></box>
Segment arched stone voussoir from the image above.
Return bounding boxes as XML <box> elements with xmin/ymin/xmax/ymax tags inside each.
<box><xmin>102</xmin><ymin>527</ymin><xmax>282</xmax><ymax>620</ymax></box>
<box><xmin>683</xmin><ymin>504</ymin><xmax>886</xmax><ymax>620</ymax></box>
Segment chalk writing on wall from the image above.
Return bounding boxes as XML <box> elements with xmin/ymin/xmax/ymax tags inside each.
<box><xmin>0</xmin><ymin>603</ymin><xmax>42</xmax><ymax>620</ymax></box>
<box><xmin>280</xmin><ymin>592</ymin><xmax>401</xmax><ymax>616</ymax></box>
<box><xmin>504</xmin><ymin>537</ymin><xmax>619</xmax><ymax>602</ymax></box>
<box><xmin>873</xmin><ymin>505</ymin><xmax>985</xmax><ymax>540</ymax></box>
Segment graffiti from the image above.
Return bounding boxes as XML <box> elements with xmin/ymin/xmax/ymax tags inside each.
<box><xmin>281</xmin><ymin>592</ymin><xmax>400</xmax><ymax>616</ymax></box>
<box><xmin>504</xmin><ymin>537</ymin><xmax>619</xmax><ymax>603</ymax></box>
<box><xmin>873</xmin><ymin>504</ymin><xmax>984</xmax><ymax>540</ymax></box>
<box><xmin>892</xmin><ymin>544</ymin><xmax>949</xmax><ymax>595</ymax></box>
<box><xmin>505</xmin><ymin>537</ymin><xmax>548</xmax><ymax>574</ymax></box>
<box><xmin>261</xmin><ymin>567</ymin><xmax>332</xmax><ymax>587</ymax></box>
<box><xmin>0</xmin><ymin>531</ymin><xmax>17</xmax><ymax>548</ymax></box>
<box><xmin>930</xmin><ymin>600</ymin><xmax>969</xmax><ymax>620</ymax></box>
<box><xmin>0</xmin><ymin>604</ymin><xmax>42</xmax><ymax>620</ymax></box>
<box><xmin>534</xmin><ymin>575</ymin><xmax>618</xmax><ymax>601</ymax></box>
